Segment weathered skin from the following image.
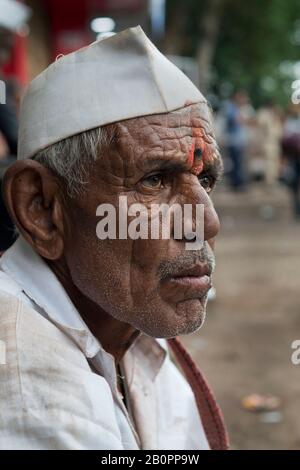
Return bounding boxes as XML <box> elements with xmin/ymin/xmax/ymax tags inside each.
<box><xmin>3</xmin><ymin>103</ymin><xmax>223</xmax><ymax>364</ymax></box>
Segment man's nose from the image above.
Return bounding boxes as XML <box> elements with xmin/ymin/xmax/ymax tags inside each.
<box><xmin>177</xmin><ymin>177</ymin><xmax>220</xmax><ymax>242</ymax></box>
<box><xmin>203</xmin><ymin>197</ymin><xmax>220</xmax><ymax>241</ymax></box>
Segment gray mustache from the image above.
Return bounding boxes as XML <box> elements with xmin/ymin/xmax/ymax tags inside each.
<box><xmin>157</xmin><ymin>243</ymin><xmax>215</xmax><ymax>281</ymax></box>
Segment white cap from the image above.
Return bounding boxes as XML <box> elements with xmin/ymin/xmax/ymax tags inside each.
<box><xmin>0</xmin><ymin>0</ymin><xmax>31</xmax><ymax>33</ymax></box>
<box><xmin>18</xmin><ymin>26</ymin><xmax>206</xmax><ymax>160</ymax></box>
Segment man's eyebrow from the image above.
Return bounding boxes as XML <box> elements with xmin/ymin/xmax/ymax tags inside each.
<box><xmin>141</xmin><ymin>154</ymin><xmax>224</xmax><ymax>179</ymax></box>
<box><xmin>142</xmin><ymin>158</ymin><xmax>187</xmax><ymax>173</ymax></box>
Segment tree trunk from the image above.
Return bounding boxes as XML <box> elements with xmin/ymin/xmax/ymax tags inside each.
<box><xmin>196</xmin><ymin>0</ymin><xmax>225</xmax><ymax>93</ymax></box>
<box><xmin>163</xmin><ymin>1</ymin><xmax>188</xmax><ymax>55</ymax></box>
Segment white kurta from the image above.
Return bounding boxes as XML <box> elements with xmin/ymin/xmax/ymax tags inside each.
<box><xmin>0</xmin><ymin>237</ymin><xmax>209</xmax><ymax>450</ymax></box>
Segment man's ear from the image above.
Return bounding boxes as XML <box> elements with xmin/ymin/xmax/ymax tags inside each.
<box><xmin>2</xmin><ymin>159</ymin><xmax>65</xmax><ymax>260</ymax></box>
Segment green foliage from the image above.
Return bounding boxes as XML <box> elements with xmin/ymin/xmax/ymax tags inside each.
<box><xmin>166</xmin><ymin>0</ymin><xmax>300</xmax><ymax>106</ymax></box>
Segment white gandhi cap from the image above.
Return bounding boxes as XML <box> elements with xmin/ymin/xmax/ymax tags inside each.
<box><xmin>18</xmin><ymin>25</ymin><xmax>206</xmax><ymax>161</ymax></box>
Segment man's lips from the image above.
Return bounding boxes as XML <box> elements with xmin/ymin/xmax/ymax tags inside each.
<box><xmin>162</xmin><ymin>264</ymin><xmax>212</xmax><ymax>298</ymax></box>
<box><xmin>172</xmin><ymin>264</ymin><xmax>211</xmax><ymax>279</ymax></box>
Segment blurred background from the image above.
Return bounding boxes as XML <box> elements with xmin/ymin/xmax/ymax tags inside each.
<box><xmin>1</xmin><ymin>0</ymin><xmax>300</xmax><ymax>450</ymax></box>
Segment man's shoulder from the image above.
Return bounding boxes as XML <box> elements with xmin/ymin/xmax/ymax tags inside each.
<box><xmin>0</xmin><ymin>289</ymin><xmax>123</xmax><ymax>449</ymax></box>
<box><xmin>0</xmin><ymin>291</ymin><xmax>123</xmax><ymax>448</ymax></box>
<box><xmin>0</xmin><ymin>286</ymin><xmax>88</xmax><ymax>370</ymax></box>
<box><xmin>0</xmin><ymin>269</ymin><xmax>23</xmax><ymax>299</ymax></box>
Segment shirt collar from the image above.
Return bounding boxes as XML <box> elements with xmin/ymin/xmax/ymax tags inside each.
<box><xmin>0</xmin><ymin>236</ymin><xmax>167</xmax><ymax>370</ymax></box>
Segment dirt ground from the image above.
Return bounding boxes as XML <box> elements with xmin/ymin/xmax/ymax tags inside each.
<box><xmin>181</xmin><ymin>182</ymin><xmax>300</xmax><ymax>450</ymax></box>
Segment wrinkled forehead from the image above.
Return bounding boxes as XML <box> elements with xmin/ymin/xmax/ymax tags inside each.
<box><xmin>116</xmin><ymin>102</ymin><xmax>214</xmax><ymax>150</ymax></box>
<box><xmin>93</xmin><ymin>102</ymin><xmax>220</xmax><ymax>183</ymax></box>
<box><xmin>100</xmin><ymin>102</ymin><xmax>220</xmax><ymax>180</ymax></box>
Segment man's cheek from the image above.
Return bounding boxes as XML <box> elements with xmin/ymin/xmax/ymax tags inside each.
<box><xmin>131</xmin><ymin>238</ymin><xmax>162</xmax><ymax>269</ymax></box>
<box><xmin>129</xmin><ymin>239</ymin><xmax>167</xmax><ymax>297</ymax></box>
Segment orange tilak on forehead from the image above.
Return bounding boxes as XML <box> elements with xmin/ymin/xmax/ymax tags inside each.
<box><xmin>186</xmin><ymin>124</ymin><xmax>217</xmax><ymax>176</ymax></box>
<box><xmin>187</xmin><ymin>138</ymin><xmax>205</xmax><ymax>176</ymax></box>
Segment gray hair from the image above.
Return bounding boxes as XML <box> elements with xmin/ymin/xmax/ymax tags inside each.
<box><xmin>33</xmin><ymin>125</ymin><xmax>116</xmax><ymax>197</ymax></box>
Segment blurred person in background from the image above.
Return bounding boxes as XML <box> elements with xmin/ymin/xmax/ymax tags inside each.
<box><xmin>0</xmin><ymin>26</ymin><xmax>18</xmax><ymax>252</ymax></box>
<box><xmin>281</xmin><ymin>104</ymin><xmax>300</xmax><ymax>220</ymax></box>
<box><xmin>256</xmin><ymin>100</ymin><xmax>283</xmax><ymax>187</ymax></box>
<box><xmin>224</xmin><ymin>90</ymin><xmax>251</xmax><ymax>191</ymax></box>
<box><xmin>0</xmin><ymin>27</ymin><xmax>18</xmax><ymax>155</ymax></box>
<box><xmin>0</xmin><ymin>0</ymin><xmax>31</xmax><ymax>251</ymax></box>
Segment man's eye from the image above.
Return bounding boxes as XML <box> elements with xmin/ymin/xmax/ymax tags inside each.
<box><xmin>198</xmin><ymin>175</ymin><xmax>215</xmax><ymax>193</ymax></box>
<box><xmin>142</xmin><ymin>173</ymin><xmax>164</xmax><ymax>188</ymax></box>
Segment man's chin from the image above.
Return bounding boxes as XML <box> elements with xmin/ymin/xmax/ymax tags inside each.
<box><xmin>171</xmin><ymin>298</ymin><xmax>207</xmax><ymax>337</ymax></box>
<box><xmin>139</xmin><ymin>297</ymin><xmax>207</xmax><ymax>339</ymax></box>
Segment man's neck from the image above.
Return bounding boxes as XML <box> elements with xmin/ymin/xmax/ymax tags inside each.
<box><xmin>47</xmin><ymin>258</ymin><xmax>141</xmax><ymax>364</ymax></box>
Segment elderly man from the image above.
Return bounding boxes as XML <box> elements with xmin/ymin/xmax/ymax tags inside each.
<box><xmin>0</xmin><ymin>27</ymin><xmax>228</xmax><ymax>450</ymax></box>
